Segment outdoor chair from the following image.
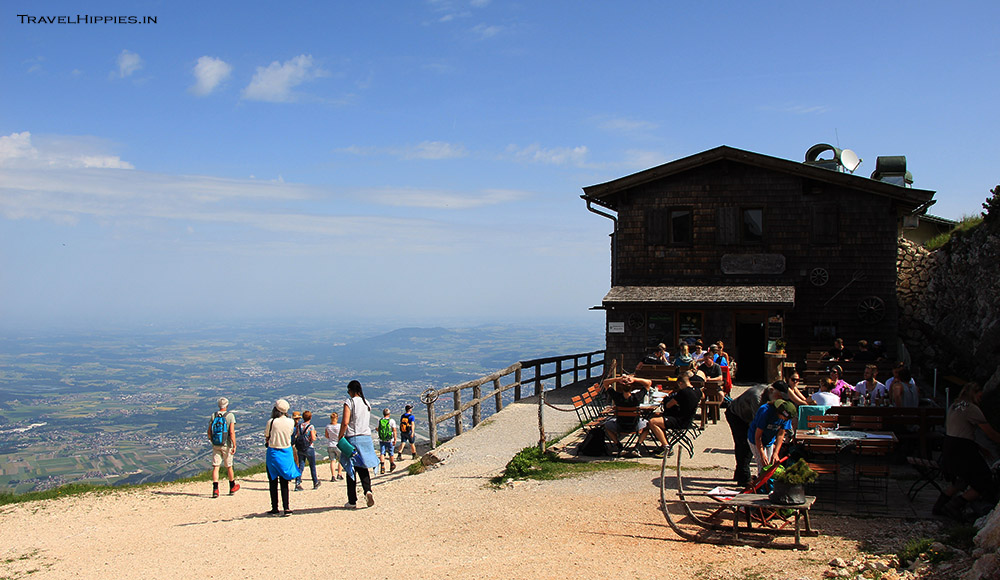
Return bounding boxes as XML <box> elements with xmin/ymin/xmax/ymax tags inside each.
<box><xmin>610</xmin><ymin>405</ymin><xmax>642</xmax><ymax>456</ymax></box>
<box><xmin>851</xmin><ymin>415</ymin><xmax>884</xmax><ymax>431</ymax></box>
<box><xmin>853</xmin><ymin>438</ymin><xmax>894</xmax><ymax>506</ymax></box>
<box><xmin>905</xmin><ymin>456</ymin><xmax>944</xmax><ymax>501</ymax></box>
<box><xmin>806</xmin><ymin>414</ymin><xmax>838</xmax><ymax>429</ymax></box>
<box><xmin>700</xmin><ymin>382</ymin><xmax>723</xmax><ymax>429</ymax></box>
<box><xmin>801</xmin><ymin>438</ymin><xmax>841</xmax><ymax>508</ymax></box>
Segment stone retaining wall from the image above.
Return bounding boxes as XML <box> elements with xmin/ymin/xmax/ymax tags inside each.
<box><xmin>897</xmin><ymin>213</ymin><xmax>1000</xmax><ymax>387</ymax></box>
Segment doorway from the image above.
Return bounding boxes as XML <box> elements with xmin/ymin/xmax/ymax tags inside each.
<box><xmin>735</xmin><ymin>314</ymin><xmax>766</xmax><ymax>383</ymax></box>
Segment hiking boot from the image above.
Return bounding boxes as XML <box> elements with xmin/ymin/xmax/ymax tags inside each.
<box><xmin>379</xmin><ymin>465</ymin><xmax>385</xmax><ymax>474</ymax></box>
<box><xmin>344</xmin><ymin>501</ymin><xmax>358</xmax><ymax>509</ymax></box>
<box><xmin>365</xmin><ymin>491</ymin><xmax>375</xmax><ymax>507</ymax></box>
<box><xmin>337</xmin><ymin>474</ymin><xmax>344</xmax><ymax>480</ymax></box>
<box><xmin>313</xmin><ymin>481</ymin><xmax>321</xmax><ymax>490</ymax></box>
<box><xmin>396</xmin><ymin>453</ymin><xmax>403</xmax><ymax>461</ymax></box>
<box><xmin>389</xmin><ymin>462</ymin><xmax>396</xmax><ymax>472</ymax></box>
<box><xmin>229</xmin><ymin>483</ymin><xmax>240</xmax><ymax>495</ymax></box>
<box><xmin>412</xmin><ymin>453</ymin><xmax>417</xmax><ymax>460</ymax></box>
<box><xmin>294</xmin><ymin>485</ymin><xmax>304</xmax><ymax>492</ymax></box>
<box><xmin>282</xmin><ymin>509</ymin><xmax>293</xmax><ymax>517</ymax></box>
<box><xmin>331</xmin><ymin>477</ymin><xmax>336</xmax><ymax>482</ymax></box>
<box><xmin>267</xmin><ymin>508</ymin><xmax>280</xmax><ymax>515</ymax></box>
<box><xmin>212</xmin><ymin>488</ymin><xmax>220</xmax><ymax>498</ymax></box>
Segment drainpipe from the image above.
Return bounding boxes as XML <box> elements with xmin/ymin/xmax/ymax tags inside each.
<box><xmin>583</xmin><ymin>196</ymin><xmax>618</xmax><ymax>287</ymax></box>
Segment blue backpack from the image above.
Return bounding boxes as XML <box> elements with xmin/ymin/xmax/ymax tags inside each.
<box><xmin>210</xmin><ymin>412</ymin><xmax>228</xmax><ymax>446</ymax></box>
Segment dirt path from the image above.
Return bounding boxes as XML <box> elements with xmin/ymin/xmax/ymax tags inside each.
<box><xmin>0</xmin><ymin>386</ymin><xmax>929</xmax><ymax>580</ymax></box>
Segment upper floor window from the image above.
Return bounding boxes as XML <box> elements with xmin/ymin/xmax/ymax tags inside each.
<box><xmin>647</xmin><ymin>208</ymin><xmax>692</xmax><ymax>246</ymax></box>
<box><xmin>742</xmin><ymin>208</ymin><xmax>763</xmax><ymax>243</ymax></box>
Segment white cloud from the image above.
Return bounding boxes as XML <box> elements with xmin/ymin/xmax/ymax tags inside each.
<box><xmin>506</xmin><ymin>143</ymin><xmax>589</xmax><ymax>166</ymax></box>
<box><xmin>242</xmin><ymin>54</ymin><xmax>326</xmax><ymax>103</ymax></box>
<box><xmin>364</xmin><ymin>186</ymin><xmax>526</xmax><ymax>209</ymax></box>
<box><xmin>336</xmin><ymin>141</ymin><xmax>468</xmax><ymax>160</ymax></box>
<box><xmin>471</xmin><ymin>23</ymin><xmax>502</xmax><ymax>39</ymax></box>
<box><xmin>0</xmin><ymin>132</ymin><xmax>133</xmax><ymax>169</ymax></box>
<box><xmin>115</xmin><ymin>50</ymin><xmax>143</xmax><ymax>78</ymax></box>
<box><xmin>402</xmin><ymin>141</ymin><xmax>468</xmax><ymax>160</ymax></box>
<box><xmin>190</xmin><ymin>56</ymin><xmax>233</xmax><ymax>96</ymax></box>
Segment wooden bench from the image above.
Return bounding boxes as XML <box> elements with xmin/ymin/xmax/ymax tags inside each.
<box><xmin>635</xmin><ymin>364</ymin><xmax>677</xmax><ymax>382</ymax></box>
<box><xmin>719</xmin><ymin>493</ymin><xmax>817</xmax><ymax>549</ymax></box>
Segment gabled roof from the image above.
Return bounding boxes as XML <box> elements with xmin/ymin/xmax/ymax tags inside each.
<box><xmin>582</xmin><ymin>145</ymin><xmax>936</xmax><ymax>211</ymax></box>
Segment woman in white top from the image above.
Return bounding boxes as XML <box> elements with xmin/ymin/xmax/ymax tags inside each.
<box><xmin>264</xmin><ymin>399</ymin><xmax>300</xmax><ymax>516</ymax></box>
<box><xmin>337</xmin><ymin>380</ymin><xmax>380</xmax><ymax>508</ymax></box>
<box><xmin>810</xmin><ymin>378</ymin><xmax>841</xmax><ymax>407</ymax></box>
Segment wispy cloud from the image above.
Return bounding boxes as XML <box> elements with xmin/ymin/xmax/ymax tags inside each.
<box><xmin>506</xmin><ymin>143</ymin><xmax>589</xmax><ymax>166</ymax></box>
<box><xmin>766</xmin><ymin>104</ymin><xmax>831</xmax><ymax>115</ymax></box>
<box><xmin>0</xmin><ymin>132</ymin><xmax>133</xmax><ymax>169</ymax></box>
<box><xmin>336</xmin><ymin>141</ymin><xmax>468</xmax><ymax>160</ymax></box>
<box><xmin>597</xmin><ymin>116</ymin><xmax>659</xmax><ymax>135</ymax></box>
<box><xmin>471</xmin><ymin>23</ymin><xmax>503</xmax><ymax>39</ymax></box>
<box><xmin>242</xmin><ymin>55</ymin><xmax>327</xmax><ymax>103</ymax></box>
<box><xmin>114</xmin><ymin>50</ymin><xmax>143</xmax><ymax>78</ymax></box>
<box><xmin>363</xmin><ymin>186</ymin><xmax>526</xmax><ymax>209</ymax></box>
<box><xmin>190</xmin><ymin>56</ymin><xmax>233</xmax><ymax>96</ymax></box>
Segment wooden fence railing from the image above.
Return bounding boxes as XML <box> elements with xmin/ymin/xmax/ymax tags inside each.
<box><xmin>421</xmin><ymin>349</ymin><xmax>605</xmax><ymax>448</ymax></box>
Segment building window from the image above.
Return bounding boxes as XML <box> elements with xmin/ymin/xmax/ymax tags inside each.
<box><xmin>742</xmin><ymin>208</ymin><xmax>763</xmax><ymax>243</ymax></box>
<box><xmin>645</xmin><ymin>312</ymin><xmax>675</xmax><ymax>350</ymax></box>
<box><xmin>647</xmin><ymin>208</ymin><xmax>692</xmax><ymax>246</ymax></box>
<box><xmin>678</xmin><ymin>312</ymin><xmax>703</xmax><ymax>345</ymax></box>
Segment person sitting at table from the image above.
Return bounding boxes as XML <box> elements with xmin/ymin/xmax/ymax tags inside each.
<box><xmin>601</xmin><ymin>374</ymin><xmax>650</xmax><ymax>453</ymax></box>
<box><xmin>653</xmin><ymin>343</ymin><xmax>669</xmax><ymax>364</ymax></box>
<box><xmin>725</xmin><ymin>380</ymin><xmax>791</xmax><ymax>488</ymax></box>
<box><xmin>810</xmin><ymin>378</ymin><xmax>841</xmax><ymax>407</ymax></box>
<box><xmin>854</xmin><ymin>364</ymin><xmax>885</xmax><ymax>404</ymax></box>
<box><xmin>828</xmin><ymin>365</ymin><xmax>854</xmax><ymax>402</ymax></box>
<box><xmin>934</xmin><ymin>381</ymin><xmax>1000</xmax><ymax>521</ymax></box>
<box><xmin>854</xmin><ymin>340</ymin><xmax>877</xmax><ymax>362</ymax></box>
<box><xmin>647</xmin><ymin>372</ymin><xmax>702</xmax><ymax>459</ymax></box>
<box><xmin>747</xmin><ymin>399</ymin><xmax>797</xmax><ymax>478</ymax></box>
<box><xmin>785</xmin><ymin>371</ymin><xmax>811</xmax><ymax>406</ymax></box>
<box><xmin>822</xmin><ymin>337</ymin><xmax>853</xmax><ymax>362</ymax></box>
<box><xmin>672</xmin><ymin>343</ymin><xmax>693</xmax><ymax>370</ymax></box>
<box><xmin>691</xmin><ymin>340</ymin><xmax>706</xmax><ymax>364</ymax></box>
<box><xmin>699</xmin><ymin>355</ymin><xmax>724</xmax><ymax>388</ymax></box>
<box><xmin>889</xmin><ymin>366</ymin><xmax>919</xmax><ymax>408</ymax></box>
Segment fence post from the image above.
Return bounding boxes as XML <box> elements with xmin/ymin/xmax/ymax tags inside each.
<box><xmin>538</xmin><ymin>389</ymin><xmax>546</xmax><ymax>452</ymax></box>
<box><xmin>534</xmin><ymin>363</ymin><xmax>542</xmax><ymax>396</ymax></box>
<box><xmin>586</xmin><ymin>353</ymin><xmax>593</xmax><ymax>379</ymax></box>
<box><xmin>494</xmin><ymin>377</ymin><xmax>502</xmax><ymax>413</ymax></box>
<box><xmin>427</xmin><ymin>401</ymin><xmax>437</xmax><ymax>449</ymax></box>
<box><xmin>472</xmin><ymin>382</ymin><xmax>482</xmax><ymax>427</ymax></box>
<box><xmin>515</xmin><ymin>367</ymin><xmax>522</xmax><ymax>401</ymax></box>
<box><xmin>555</xmin><ymin>359</ymin><xmax>563</xmax><ymax>390</ymax></box>
<box><xmin>574</xmin><ymin>356</ymin><xmax>580</xmax><ymax>384</ymax></box>
<box><xmin>453</xmin><ymin>390</ymin><xmax>463</xmax><ymax>436</ymax></box>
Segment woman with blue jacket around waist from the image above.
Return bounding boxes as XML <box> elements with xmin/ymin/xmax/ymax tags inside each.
<box><xmin>338</xmin><ymin>380</ymin><xmax>380</xmax><ymax>509</ymax></box>
<box><xmin>264</xmin><ymin>398</ymin><xmax>301</xmax><ymax>516</ymax></box>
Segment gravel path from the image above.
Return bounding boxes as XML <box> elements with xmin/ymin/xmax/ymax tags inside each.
<box><xmin>0</xmin><ymin>384</ymin><xmax>930</xmax><ymax>580</ymax></box>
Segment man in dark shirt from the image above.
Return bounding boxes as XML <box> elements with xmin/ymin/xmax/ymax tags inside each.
<box><xmin>646</xmin><ymin>373</ymin><xmax>702</xmax><ymax>458</ymax></box>
<box><xmin>602</xmin><ymin>376</ymin><xmax>649</xmax><ymax>451</ymax></box>
<box><xmin>724</xmin><ymin>380</ymin><xmax>790</xmax><ymax>488</ymax></box>
<box><xmin>822</xmin><ymin>337</ymin><xmax>853</xmax><ymax>362</ymax></box>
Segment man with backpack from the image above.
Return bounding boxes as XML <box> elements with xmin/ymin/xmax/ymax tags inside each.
<box><xmin>207</xmin><ymin>397</ymin><xmax>239</xmax><ymax>498</ymax></box>
<box><xmin>293</xmin><ymin>410</ymin><xmax>320</xmax><ymax>491</ymax></box>
<box><xmin>377</xmin><ymin>408</ymin><xmax>397</xmax><ymax>474</ymax></box>
<box><xmin>396</xmin><ymin>404</ymin><xmax>417</xmax><ymax>461</ymax></box>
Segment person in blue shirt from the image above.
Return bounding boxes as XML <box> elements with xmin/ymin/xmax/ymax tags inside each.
<box><xmin>747</xmin><ymin>399</ymin><xmax>796</xmax><ymax>478</ymax></box>
<box><xmin>396</xmin><ymin>404</ymin><xmax>418</xmax><ymax>461</ymax></box>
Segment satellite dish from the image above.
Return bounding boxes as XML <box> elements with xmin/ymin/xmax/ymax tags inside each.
<box><xmin>839</xmin><ymin>149</ymin><xmax>861</xmax><ymax>173</ymax></box>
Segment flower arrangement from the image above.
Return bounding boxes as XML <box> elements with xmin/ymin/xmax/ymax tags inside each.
<box><xmin>775</xmin><ymin>338</ymin><xmax>787</xmax><ymax>353</ymax></box>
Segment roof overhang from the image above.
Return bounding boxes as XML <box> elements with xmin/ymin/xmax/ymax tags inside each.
<box><xmin>602</xmin><ymin>285</ymin><xmax>795</xmax><ymax>308</ymax></box>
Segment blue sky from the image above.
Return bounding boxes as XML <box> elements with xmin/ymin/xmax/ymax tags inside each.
<box><xmin>2</xmin><ymin>1</ymin><xmax>998</xmax><ymax>330</ymax></box>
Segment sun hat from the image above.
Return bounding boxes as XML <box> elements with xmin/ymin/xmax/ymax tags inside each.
<box><xmin>292</xmin><ymin>411</ymin><xmax>302</xmax><ymax>419</ymax></box>
<box><xmin>275</xmin><ymin>399</ymin><xmax>290</xmax><ymax>414</ymax></box>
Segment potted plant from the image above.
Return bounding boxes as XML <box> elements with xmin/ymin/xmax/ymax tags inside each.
<box><xmin>769</xmin><ymin>459</ymin><xmax>818</xmax><ymax>505</ymax></box>
<box><xmin>775</xmin><ymin>338</ymin><xmax>787</xmax><ymax>354</ymax></box>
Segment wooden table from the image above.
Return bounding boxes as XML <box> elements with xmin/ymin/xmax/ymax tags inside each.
<box><xmin>722</xmin><ymin>493</ymin><xmax>817</xmax><ymax>549</ymax></box>
<box><xmin>796</xmin><ymin>429</ymin><xmax>898</xmax><ymax>448</ymax></box>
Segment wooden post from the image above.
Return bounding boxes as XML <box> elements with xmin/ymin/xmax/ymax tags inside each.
<box><xmin>538</xmin><ymin>389</ymin><xmax>546</xmax><ymax>452</ymax></box>
<box><xmin>534</xmin><ymin>363</ymin><xmax>542</xmax><ymax>396</ymax></box>
<box><xmin>586</xmin><ymin>353</ymin><xmax>593</xmax><ymax>380</ymax></box>
<box><xmin>555</xmin><ymin>359</ymin><xmax>563</xmax><ymax>390</ymax></box>
<box><xmin>427</xmin><ymin>401</ymin><xmax>437</xmax><ymax>449</ymax></box>
<box><xmin>472</xmin><ymin>383</ymin><xmax>482</xmax><ymax>427</ymax></box>
<box><xmin>453</xmin><ymin>390</ymin><xmax>463</xmax><ymax>436</ymax></box>
<box><xmin>514</xmin><ymin>367</ymin><xmax>522</xmax><ymax>401</ymax></box>
<box><xmin>493</xmin><ymin>377</ymin><xmax>502</xmax><ymax>412</ymax></box>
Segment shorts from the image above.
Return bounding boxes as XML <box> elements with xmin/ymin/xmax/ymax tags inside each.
<box><xmin>212</xmin><ymin>445</ymin><xmax>233</xmax><ymax>468</ymax></box>
<box><xmin>603</xmin><ymin>417</ymin><xmax>648</xmax><ymax>433</ymax></box>
<box><xmin>399</xmin><ymin>431</ymin><xmax>415</xmax><ymax>444</ymax></box>
<box><xmin>379</xmin><ymin>440</ymin><xmax>395</xmax><ymax>456</ymax></box>
<box><xmin>327</xmin><ymin>446</ymin><xmax>341</xmax><ymax>462</ymax></box>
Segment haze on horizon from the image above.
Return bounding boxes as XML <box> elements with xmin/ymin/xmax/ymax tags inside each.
<box><xmin>2</xmin><ymin>2</ymin><xmax>998</xmax><ymax>332</ymax></box>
